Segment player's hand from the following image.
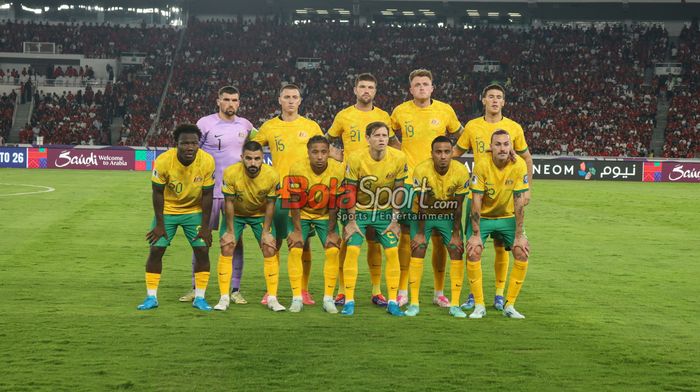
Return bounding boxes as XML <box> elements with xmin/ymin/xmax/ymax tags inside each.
<box><xmin>513</xmin><ymin>235</ymin><xmax>530</xmax><ymax>258</ymax></box>
<box><xmin>449</xmin><ymin>232</ymin><xmax>464</xmax><ymax>255</ymax></box>
<box><xmin>146</xmin><ymin>224</ymin><xmax>168</xmax><ymax>245</ymax></box>
<box><xmin>508</xmin><ymin>149</ymin><xmax>517</xmax><ymax>163</ymax></box>
<box><xmin>287</xmin><ymin>230</ymin><xmax>303</xmax><ymax>249</ymax></box>
<box><xmin>466</xmin><ymin>234</ymin><xmax>483</xmax><ymax>259</ymax></box>
<box><xmin>325</xmin><ymin>231</ymin><xmax>340</xmax><ymax>249</ymax></box>
<box><xmin>329</xmin><ymin>145</ymin><xmax>344</xmax><ymax>162</ymax></box>
<box><xmin>261</xmin><ymin>231</ymin><xmax>276</xmax><ymax>252</ymax></box>
<box><xmin>195</xmin><ymin>226</ymin><xmax>213</xmax><ymax>247</ymax></box>
<box><xmin>411</xmin><ymin>232</ymin><xmax>427</xmax><ymax>252</ymax></box>
<box><xmin>382</xmin><ymin>221</ymin><xmax>401</xmax><ymax>239</ymax></box>
<box><xmin>220</xmin><ymin>231</ymin><xmax>236</xmax><ymax>248</ymax></box>
<box><xmin>343</xmin><ymin>221</ymin><xmax>364</xmax><ymax>242</ymax></box>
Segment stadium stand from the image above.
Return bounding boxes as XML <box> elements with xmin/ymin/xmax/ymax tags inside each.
<box><xmin>0</xmin><ymin>90</ymin><xmax>16</xmax><ymax>142</ymax></box>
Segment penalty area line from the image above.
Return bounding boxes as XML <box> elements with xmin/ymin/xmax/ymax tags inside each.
<box><xmin>0</xmin><ymin>183</ymin><xmax>56</xmax><ymax>197</ymax></box>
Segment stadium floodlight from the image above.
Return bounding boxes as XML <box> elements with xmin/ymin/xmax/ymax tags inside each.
<box><xmin>317</xmin><ymin>10</ymin><xmax>329</xmax><ymax>14</ymax></box>
<box><xmin>468</xmin><ymin>11</ymin><xmax>480</xmax><ymax>17</ymax></box>
<box><xmin>508</xmin><ymin>12</ymin><xmax>522</xmax><ymax>17</ymax></box>
<box><xmin>402</xmin><ymin>11</ymin><xmax>414</xmax><ymax>16</ymax></box>
<box><xmin>381</xmin><ymin>11</ymin><xmax>393</xmax><ymax>16</ymax></box>
<box><xmin>419</xmin><ymin>9</ymin><xmax>431</xmax><ymax>12</ymax></box>
<box><xmin>296</xmin><ymin>9</ymin><xmax>307</xmax><ymax>14</ymax></box>
<box><xmin>387</xmin><ymin>9</ymin><xmax>398</xmax><ymax>11</ymax></box>
<box><xmin>0</xmin><ymin>4</ymin><xmax>10</xmax><ymax>10</ymax></box>
<box><xmin>21</xmin><ymin>5</ymin><xmax>42</xmax><ymax>14</ymax></box>
<box><xmin>488</xmin><ymin>12</ymin><xmax>499</xmax><ymax>17</ymax></box>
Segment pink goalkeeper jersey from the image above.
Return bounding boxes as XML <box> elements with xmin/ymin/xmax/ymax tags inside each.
<box><xmin>197</xmin><ymin>113</ymin><xmax>255</xmax><ymax>198</ymax></box>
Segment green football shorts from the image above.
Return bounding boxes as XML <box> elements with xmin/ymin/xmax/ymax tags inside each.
<box><xmin>150</xmin><ymin>212</ymin><xmax>205</xmax><ymax>248</ymax></box>
<box><xmin>219</xmin><ymin>215</ymin><xmax>274</xmax><ymax>244</ymax></box>
<box><xmin>466</xmin><ymin>216</ymin><xmax>517</xmax><ymax>250</ymax></box>
<box><xmin>346</xmin><ymin>209</ymin><xmax>399</xmax><ymax>248</ymax></box>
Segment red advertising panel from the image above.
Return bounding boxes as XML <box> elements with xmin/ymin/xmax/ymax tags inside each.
<box><xmin>660</xmin><ymin>162</ymin><xmax>700</xmax><ymax>183</ymax></box>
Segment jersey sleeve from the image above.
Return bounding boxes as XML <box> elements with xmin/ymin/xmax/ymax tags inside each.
<box><xmin>454</xmin><ymin>166</ymin><xmax>471</xmax><ymax>196</ymax></box>
<box><xmin>412</xmin><ymin>165</ymin><xmax>427</xmax><ymax>191</ymax></box>
<box><xmin>222</xmin><ymin>169</ymin><xmax>236</xmax><ymax>196</ymax></box>
<box><xmin>196</xmin><ymin>118</ymin><xmax>208</xmax><ymax>147</ymax></box>
<box><xmin>327</xmin><ymin>113</ymin><xmax>344</xmax><ymax>138</ymax></box>
<box><xmin>312</xmin><ymin>121</ymin><xmax>323</xmax><ymax>137</ymax></box>
<box><xmin>331</xmin><ymin>164</ymin><xmax>345</xmax><ymax>195</ymax></box>
<box><xmin>345</xmin><ymin>155</ymin><xmax>359</xmax><ymax>183</ymax></box>
<box><xmin>390</xmin><ymin>108</ymin><xmax>402</xmax><ymax>136</ymax></box>
<box><xmin>202</xmin><ymin>156</ymin><xmax>215</xmax><ymax>189</ymax></box>
<box><xmin>380</xmin><ymin>111</ymin><xmax>395</xmax><ymax>138</ymax></box>
<box><xmin>250</xmin><ymin>123</ymin><xmax>268</xmax><ymax>146</ymax></box>
<box><xmin>396</xmin><ymin>153</ymin><xmax>408</xmax><ymax>182</ymax></box>
<box><xmin>513</xmin><ymin>161</ymin><xmax>529</xmax><ymax>194</ymax></box>
<box><xmin>445</xmin><ymin>105</ymin><xmax>462</xmax><ymax>134</ymax></box>
<box><xmin>267</xmin><ymin>169</ymin><xmax>280</xmax><ymax>199</ymax></box>
<box><xmin>455</xmin><ymin>124</ymin><xmax>473</xmax><ymax>151</ymax></box>
<box><xmin>151</xmin><ymin>156</ymin><xmax>168</xmax><ymax>187</ymax></box>
<box><xmin>513</xmin><ymin>123</ymin><xmax>529</xmax><ymax>154</ymax></box>
<box><xmin>470</xmin><ymin>162</ymin><xmax>487</xmax><ymax>194</ymax></box>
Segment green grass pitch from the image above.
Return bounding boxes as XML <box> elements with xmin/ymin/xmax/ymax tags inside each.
<box><xmin>1</xmin><ymin>168</ymin><xmax>698</xmax><ymax>391</ymax></box>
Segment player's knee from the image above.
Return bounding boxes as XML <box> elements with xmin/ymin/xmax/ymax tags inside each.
<box><xmin>303</xmin><ymin>240</ymin><xmax>311</xmax><ymax>251</ymax></box>
<box><xmin>411</xmin><ymin>248</ymin><xmax>427</xmax><ymax>259</ymax></box>
<box><xmin>467</xmin><ymin>250</ymin><xmax>482</xmax><ymax>262</ymax></box>
<box><xmin>262</xmin><ymin>247</ymin><xmax>276</xmax><ymax>258</ymax></box>
<box><xmin>448</xmin><ymin>249</ymin><xmax>462</xmax><ymax>261</ymax></box>
<box><xmin>513</xmin><ymin>247</ymin><xmax>529</xmax><ymax>261</ymax></box>
<box><xmin>149</xmin><ymin>246</ymin><xmax>166</xmax><ymax>257</ymax></box>
<box><xmin>220</xmin><ymin>243</ymin><xmax>234</xmax><ymax>257</ymax></box>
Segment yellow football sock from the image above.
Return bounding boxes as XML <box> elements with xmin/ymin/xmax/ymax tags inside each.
<box><xmin>263</xmin><ymin>255</ymin><xmax>279</xmax><ymax>297</ymax></box>
<box><xmin>431</xmin><ymin>235</ymin><xmax>446</xmax><ymax>293</ymax></box>
<box><xmin>408</xmin><ymin>257</ymin><xmax>424</xmax><ymax>306</ymax></box>
<box><xmin>194</xmin><ymin>271</ymin><xmax>210</xmax><ymax>298</ymax></box>
<box><xmin>145</xmin><ymin>272</ymin><xmax>160</xmax><ymax>296</ymax></box>
<box><xmin>385</xmin><ymin>247</ymin><xmax>401</xmax><ymax>301</ymax></box>
<box><xmin>343</xmin><ymin>246</ymin><xmax>361</xmax><ymax>302</ymax></box>
<box><xmin>217</xmin><ymin>255</ymin><xmax>232</xmax><ymax>296</ymax></box>
<box><xmin>450</xmin><ymin>260</ymin><xmax>464</xmax><ymax>306</ymax></box>
<box><xmin>302</xmin><ymin>246</ymin><xmax>312</xmax><ymax>292</ymax></box>
<box><xmin>494</xmin><ymin>245</ymin><xmax>509</xmax><ymax>296</ymax></box>
<box><xmin>367</xmin><ymin>240</ymin><xmax>383</xmax><ymax>295</ymax></box>
<box><xmin>398</xmin><ymin>233</ymin><xmax>411</xmax><ymax>291</ymax></box>
<box><xmin>506</xmin><ymin>260</ymin><xmax>528</xmax><ymax>306</ymax></box>
<box><xmin>288</xmin><ymin>248</ymin><xmax>303</xmax><ymax>298</ymax></box>
<box><xmin>323</xmin><ymin>247</ymin><xmax>339</xmax><ymax>297</ymax></box>
<box><xmin>337</xmin><ymin>241</ymin><xmax>346</xmax><ymax>295</ymax></box>
<box><xmin>467</xmin><ymin>260</ymin><xmax>484</xmax><ymax>306</ymax></box>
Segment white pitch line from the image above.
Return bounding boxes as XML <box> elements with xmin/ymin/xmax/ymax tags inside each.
<box><xmin>0</xmin><ymin>183</ymin><xmax>56</xmax><ymax>197</ymax></box>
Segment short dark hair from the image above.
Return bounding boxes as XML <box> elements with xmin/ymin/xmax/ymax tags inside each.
<box><xmin>307</xmin><ymin>135</ymin><xmax>329</xmax><ymax>149</ymax></box>
<box><xmin>218</xmin><ymin>86</ymin><xmax>239</xmax><ymax>96</ymax></box>
<box><xmin>366</xmin><ymin>121</ymin><xmax>389</xmax><ymax>138</ymax></box>
<box><xmin>243</xmin><ymin>140</ymin><xmax>263</xmax><ymax>152</ymax></box>
<box><xmin>279</xmin><ymin>83</ymin><xmax>301</xmax><ymax>96</ymax></box>
<box><xmin>355</xmin><ymin>73</ymin><xmax>377</xmax><ymax>86</ymax></box>
<box><xmin>431</xmin><ymin>135</ymin><xmax>452</xmax><ymax>149</ymax></box>
<box><xmin>491</xmin><ymin>129</ymin><xmax>510</xmax><ymax>143</ymax></box>
<box><xmin>482</xmin><ymin>83</ymin><xmax>505</xmax><ymax>98</ymax></box>
<box><xmin>173</xmin><ymin>124</ymin><xmax>201</xmax><ymax>142</ymax></box>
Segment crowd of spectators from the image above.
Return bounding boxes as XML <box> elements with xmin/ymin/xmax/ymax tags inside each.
<box><xmin>2</xmin><ymin>19</ymin><xmax>693</xmax><ymax>158</ymax></box>
<box><xmin>23</xmin><ymin>86</ymin><xmax>115</xmax><ymax>145</ymax></box>
<box><xmin>0</xmin><ymin>90</ymin><xmax>16</xmax><ymax>143</ymax></box>
<box><xmin>152</xmin><ymin>21</ymin><xmax>666</xmax><ymax>157</ymax></box>
<box><xmin>662</xmin><ymin>23</ymin><xmax>700</xmax><ymax>158</ymax></box>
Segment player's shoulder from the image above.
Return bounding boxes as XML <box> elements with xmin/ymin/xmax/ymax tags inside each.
<box><xmin>261</xmin><ymin>163</ymin><xmax>279</xmax><ymax>178</ymax></box>
<box><xmin>387</xmin><ymin>146</ymin><xmax>406</xmax><ymax>160</ymax></box>
<box><xmin>473</xmin><ymin>157</ymin><xmax>491</xmax><ymax>173</ymax></box>
<box><xmin>373</xmin><ymin>106</ymin><xmax>391</xmax><ymax>118</ymax></box>
<box><xmin>223</xmin><ymin>161</ymin><xmax>242</xmax><ymax>176</ymax></box>
<box><xmin>431</xmin><ymin>99</ymin><xmax>453</xmax><ymax>110</ymax></box>
<box><xmin>511</xmin><ymin>154</ymin><xmax>527</xmax><ymax>170</ymax></box>
<box><xmin>501</xmin><ymin>116</ymin><xmax>524</xmax><ymax>130</ymax></box>
<box><xmin>195</xmin><ymin>113</ymin><xmax>217</xmax><ymax>128</ymax></box>
<box><xmin>289</xmin><ymin>158</ymin><xmax>309</xmax><ymax>173</ymax></box>
<box><xmin>464</xmin><ymin>116</ymin><xmax>485</xmax><ymax>129</ymax></box>
<box><xmin>346</xmin><ymin>148</ymin><xmax>366</xmax><ymax>165</ymax></box>
<box><xmin>197</xmin><ymin>149</ymin><xmax>214</xmax><ymax>162</ymax></box>
<box><xmin>336</xmin><ymin>105</ymin><xmax>355</xmax><ymax>117</ymax></box>
<box><xmin>450</xmin><ymin>159</ymin><xmax>470</xmax><ymax>176</ymax></box>
<box><xmin>237</xmin><ymin>116</ymin><xmax>254</xmax><ymax>129</ymax></box>
<box><xmin>391</xmin><ymin>100</ymin><xmax>412</xmax><ymax>114</ymax></box>
<box><xmin>259</xmin><ymin>116</ymin><xmax>280</xmax><ymax>130</ymax></box>
<box><xmin>155</xmin><ymin>148</ymin><xmax>176</xmax><ymax>164</ymax></box>
<box><xmin>414</xmin><ymin>158</ymin><xmax>433</xmax><ymax>173</ymax></box>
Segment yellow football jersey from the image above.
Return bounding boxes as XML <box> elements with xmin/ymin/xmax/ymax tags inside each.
<box><xmin>346</xmin><ymin>147</ymin><xmax>408</xmax><ymax>211</ymax></box>
<box><xmin>470</xmin><ymin>155</ymin><xmax>529</xmax><ymax>219</ymax></box>
<box><xmin>327</xmin><ymin>105</ymin><xmax>392</xmax><ymax>156</ymax></box>
<box><xmin>390</xmin><ymin>99</ymin><xmax>462</xmax><ymax>172</ymax></box>
<box><xmin>221</xmin><ymin>163</ymin><xmax>279</xmax><ymax>217</ymax></box>
<box><xmin>151</xmin><ymin>148</ymin><xmax>215</xmax><ymax>215</ymax></box>
<box><xmin>288</xmin><ymin>158</ymin><xmax>345</xmax><ymax>220</ymax></box>
<box><xmin>412</xmin><ymin>159</ymin><xmax>471</xmax><ymax>214</ymax></box>
<box><xmin>251</xmin><ymin>116</ymin><xmax>323</xmax><ymax>178</ymax></box>
<box><xmin>456</xmin><ymin>116</ymin><xmax>529</xmax><ymax>163</ymax></box>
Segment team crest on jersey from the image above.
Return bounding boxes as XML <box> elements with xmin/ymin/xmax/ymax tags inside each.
<box><xmin>431</xmin><ymin>119</ymin><xmax>440</xmax><ymax>126</ymax></box>
<box><xmin>523</xmin><ymin>175</ymin><xmax>529</xmax><ymax>184</ymax></box>
<box><xmin>471</xmin><ymin>175</ymin><xmax>478</xmax><ymax>185</ymax></box>
<box><xmin>299</xmin><ymin>131</ymin><xmax>307</xmax><ymax>138</ymax></box>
